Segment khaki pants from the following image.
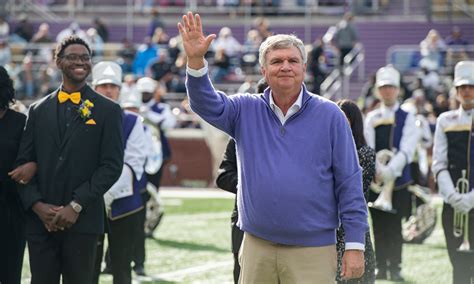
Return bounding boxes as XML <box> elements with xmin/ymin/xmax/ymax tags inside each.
<box><xmin>239</xmin><ymin>233</ymin><xmax>337</xmax><ymax>284</ymax></box>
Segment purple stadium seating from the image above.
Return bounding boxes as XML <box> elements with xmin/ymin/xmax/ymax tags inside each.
<box><xmin>9</xmin><ymin>20</ymin><xmax>474</xmax><ymax>75</ymax></box>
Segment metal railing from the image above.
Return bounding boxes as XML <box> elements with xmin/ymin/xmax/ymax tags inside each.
<box><xmin>432</xmin><ymin>0</ymin><xmax>474</xmax><ymax>19</ymax></box>
<box><xmin>8</xmin><ymin>0</ymin><xmax>61</xmax><ymax>22</ymax></box>
<box><xmin>321</xmin><ymin>42</ymin><xmax>365</xmax><ymax>100</ymax></box>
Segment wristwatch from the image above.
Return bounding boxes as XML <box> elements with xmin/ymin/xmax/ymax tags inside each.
<box><xmin>70</xmin><ymin>200</ymin><xmax>83</xmax><ymax>214</ymax></box>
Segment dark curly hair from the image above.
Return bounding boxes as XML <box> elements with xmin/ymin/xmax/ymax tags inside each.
<box><xmin>0</xmin><ymin>66</ymin><xmax>15</xmax><ymax>110</ymax></box>
<box><xmin>54</xmin><ymin>35</ymin><xmax>91</xmax><ymax>60</ymax></box>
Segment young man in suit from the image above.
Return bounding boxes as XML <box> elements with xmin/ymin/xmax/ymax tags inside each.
<box><xmin>13</xmin><ymin>35</ymin><xmax>124</xmax><ymax>284</ymax></box>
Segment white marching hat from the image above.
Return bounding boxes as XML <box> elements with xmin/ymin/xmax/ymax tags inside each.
<box><xmin>376</xmin><ymin>65</ymin><xmax>400</xmax><ymax>88</ymax></box>
<box><xmin>120</xmin><ymin>90</ymin><xmax>143</xmax><ymax>109</ymax></box>
<box><xmin>454</xmin><ymin>61</ymin><xmax>474</xmax><ymax>87</ymax></box>
<box><xmin>92</xmin><ymin>61</ymin><xmax>122</xmax><ymax>87</ymax></box>
<box><xmin>136</xmin><ymin>77</ymin><xmax>158</xmax><ymax>93</ymax></box>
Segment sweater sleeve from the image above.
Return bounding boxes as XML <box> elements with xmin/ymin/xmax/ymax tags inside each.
<box><xmin>186</xmin><ymin>73</ymin><xmax>240</xmax><ymax>138</ymax></box>
<box><xmin>331</xmin><ymin>108</ymin><xmax>369</xmax><ymax>245</ymax></box>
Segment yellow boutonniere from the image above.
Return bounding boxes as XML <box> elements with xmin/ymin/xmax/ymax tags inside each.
<box><xmin>77</xmin><ymin>99</ymin><xmax>94</xmax><ymax>121</ymax></box>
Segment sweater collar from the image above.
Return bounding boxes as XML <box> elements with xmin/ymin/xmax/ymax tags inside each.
<box><xmin>263</xmin><ymin>83</ymin><xmax>312</xmax><ymax>106</ymax></box>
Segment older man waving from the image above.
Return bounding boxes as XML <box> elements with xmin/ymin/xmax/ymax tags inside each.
<box><xmin>178</xmin><ymin>12</ymin><xmax>368</xmax><ymax>283</ymax></box>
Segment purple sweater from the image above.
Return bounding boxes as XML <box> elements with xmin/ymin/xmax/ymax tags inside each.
<box><xmin>187</xmin><ymin>74</ymin><xmax>368</xmax><ymax>247</ymax></box>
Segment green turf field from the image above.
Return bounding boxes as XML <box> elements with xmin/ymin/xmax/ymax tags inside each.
<box><xmin>21</xmin><ymin>195</ymin><xmax>453</xmax><ymax>284</ymax></box>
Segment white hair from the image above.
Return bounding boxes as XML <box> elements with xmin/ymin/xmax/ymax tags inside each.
<box><xmin>258</xmin><ymin>34</ymin><xmax>307</xmax><ymax>67</ymax></box>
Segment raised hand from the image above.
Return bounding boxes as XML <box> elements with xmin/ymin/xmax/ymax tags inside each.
<box><xmin>177</xmin><ymin>12</ymin><xmax>216</xmax><ymax>69</ymax></box>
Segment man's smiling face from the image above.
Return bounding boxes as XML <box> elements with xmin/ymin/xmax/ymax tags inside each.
<box><xmin>56</xmin><ymin>44</ymin><xmax>92</xmax><ymax>84</ymax></box>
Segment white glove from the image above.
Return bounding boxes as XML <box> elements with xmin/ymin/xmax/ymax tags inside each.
<box><xmin>437</xmin><ymin>170</ymin><xmax>458</xmax><ymax>204</ymax></box>
<box><xmin>103</xmin><ymin>191</ymin><xmax>114</xmax><ymax>212</ymax></box>
<box><xmin>447</xmin><ymin>192</ymin><xmax>462</xmax><ymax>207</ymax></box>
<box><xmin>451</xmin><ymin>191</ymin><xmax>474</xmax><ymax>214</ymax></box>
<box><xmin>378</xmin><ymin>165</ymin><xmax>396</xmax><ymax>183</ymax></box>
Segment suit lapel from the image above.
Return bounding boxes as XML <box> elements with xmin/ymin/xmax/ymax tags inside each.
<box><xmin>46</xmin><ymin>90</ymin><xmax>61</xmax><ymax>148</ymax></box>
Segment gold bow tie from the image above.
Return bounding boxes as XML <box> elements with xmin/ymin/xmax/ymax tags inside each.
<box><xmin>58</xmin><ymin>91</ymin><xmax>81</xmax><ymax>104</ymax></box>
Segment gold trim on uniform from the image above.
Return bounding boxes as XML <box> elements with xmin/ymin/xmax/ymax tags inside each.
<box><xmin>373</xmin><ymin>118</ymin><xmax>395</xmax><ymax>128</ymax></box>
<box><xmin>444</xmin><ymin>124</ymin><xmax>471</xmax><ymax>133</ymax></box>
<box><xmin>109</xmin><ymin>205</ymin><xmax>144</xmax><ymax>221</ymax></box>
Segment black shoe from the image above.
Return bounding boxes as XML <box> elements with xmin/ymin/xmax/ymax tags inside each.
<box><xmin>134</xmin><ymin>265</ymin><xmax>146</xmax><ymax>276</ymax></box>
<box><xmin>390</xmin><ymin>270</ymin><xmax>405</xmax><ymax>282</ymax></box>
<box><xmin>101</xmin><ymin>266</ymin><xmax>112</xmax><ymax>275</ymax></box>
<box><xmin>375</xmin><ymin>268</ymin><xmax>388</xmax><ymax>280</ymax></box>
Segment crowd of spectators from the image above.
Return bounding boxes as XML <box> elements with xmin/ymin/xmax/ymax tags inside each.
<box><xmin>0</xmin><ymin>11</ymin><xmax>472</xmax><ymax>133</ymax></box>
<box><xmin>30</xmin><ymin>0</ymin><xmax>347</xmax><ymax>10</ymax></box>
<box><xmin>358</xmin><ymin>26</ymin><xmax>470</xmax><ymax>159</ymax></box>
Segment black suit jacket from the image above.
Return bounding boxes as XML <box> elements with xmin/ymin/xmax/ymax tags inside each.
<box><xmin>216</xmin><ymin>139</ymin><xmax>244</xmax><ymax>254</ymax></box>
<box><xmin>17</xmin><ymin>85</ymin><xmax>124</xmax><ymax>234</ymax></box>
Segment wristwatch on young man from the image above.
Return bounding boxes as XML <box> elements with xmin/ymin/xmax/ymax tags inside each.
<box><xmin>69</xmin><ymin>200</ymin><xmax>83</xmax><ymax>214</ymax></box>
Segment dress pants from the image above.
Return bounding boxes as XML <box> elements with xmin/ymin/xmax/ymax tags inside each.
<box><xmin>110</xmin><ymin>211</ymin><xmax>142</xmax><ymax>284</ymax></box>
<box><xmin>230</xmin><ymin>201</ymin><xmax>244</xmax><ymax>284</ymax></box>
<box><xmin>369</xmin><ymin>187</ymin><xmax>410</xmax><ymax>274</ymax></box>
<box><xmin>442</xmin><ymin>203</ymin><xmax>474</xmax><ymax>284</ymax></box>
<box><xmin>92</xmin><ymin>234</ymin><xmax>106</xmax><ymax>284</ymax></box>
<box><xmin>370</xmin><ymin>207</ymin><xmax>403</xmax><ymax>273</ymax></box>
<box><xmin>133</xmin><ymin>191</ymin><xmax>150</xmax><ymax>269</ymax></box>
<box><xmin>131</xmin><ymin>169</ymin><xmax>163</xmax><ymax>269</ymax></box>
<box><xmin>238</xmin><ymin>233</ymin><xmax>337</xmax><ymax>284</ymax></box>
<box><xmin>27</xmin><ymin>231</ymin><xmax>98</xmax><ymax>284</ymax></box>
<box><xmin>0</xmin><ymin>193</ymin><xmax>26</xmax><ymax>284</ymax></box>
<box><xmin>93</xmin><ymin>211</ymin><xmax>142</xmax><ymax>284</ymax></box>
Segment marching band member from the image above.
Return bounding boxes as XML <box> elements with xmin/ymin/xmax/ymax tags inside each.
<box><xmin>132</xmin><ymin>77</ymin><xmax>175</xmax><ymax>276</ymax></box>
<box><xmin>364</xmin><ymin>65</ymin><xmax>418</xmax><ymax>281</ymax></box>
<box><xmin>432</xmin><ymin>60</ymin><xmax>474</xmax><ymax>284</ymax></box>
<box><xmin>137</xmin><ymin>77</ymin><xmax>176</xmax><ymax>172</ymax></box>
<box><xmin>91</xmin><ymin>61</ymin><xmax>147</xmax><ymax>284</ymax></box>
<box><xmin>121</xmin><ymin>86</ymin><xmax>164</xmax><ymax>239</ymax></box>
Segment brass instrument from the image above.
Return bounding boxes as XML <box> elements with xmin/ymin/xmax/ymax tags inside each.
<box><xmin>369</xmin><ymin>149</ymin><xmax>396</xmax><ymax>213</ymax></box>
<box><xmin>453</xmin><ymin>170</ymin><xmax>471</xmax><ymax>252</ymax></box>
<box><xmin>402</xmin><ymin>185</ymin><xmax>437</xmax><ymax>244</ymax></box>
<box><xmin>144</xmin><ymin>182</ymin><xmax>165</xmax><ymax>238</ymax></box>
<box><xmin>143</xmin><ymin>119</ymin><xmax>163</xmax><ymax>175</ymax></box>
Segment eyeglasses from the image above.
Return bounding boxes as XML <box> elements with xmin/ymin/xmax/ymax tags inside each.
<box><xmin>60</xmin><ymin>54</ymin><xmax>91</xmax><ymax>62</ymax></box>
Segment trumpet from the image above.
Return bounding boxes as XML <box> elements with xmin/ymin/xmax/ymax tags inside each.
<box><xmin>369</xmin><ymin>149</ymin><xmax>396</xmax><ymax>213</ymax></box>
<box><xmin>453</xmin><ymin>170</ymin><xmax>471</xmax><ymax>252</ymax></box>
